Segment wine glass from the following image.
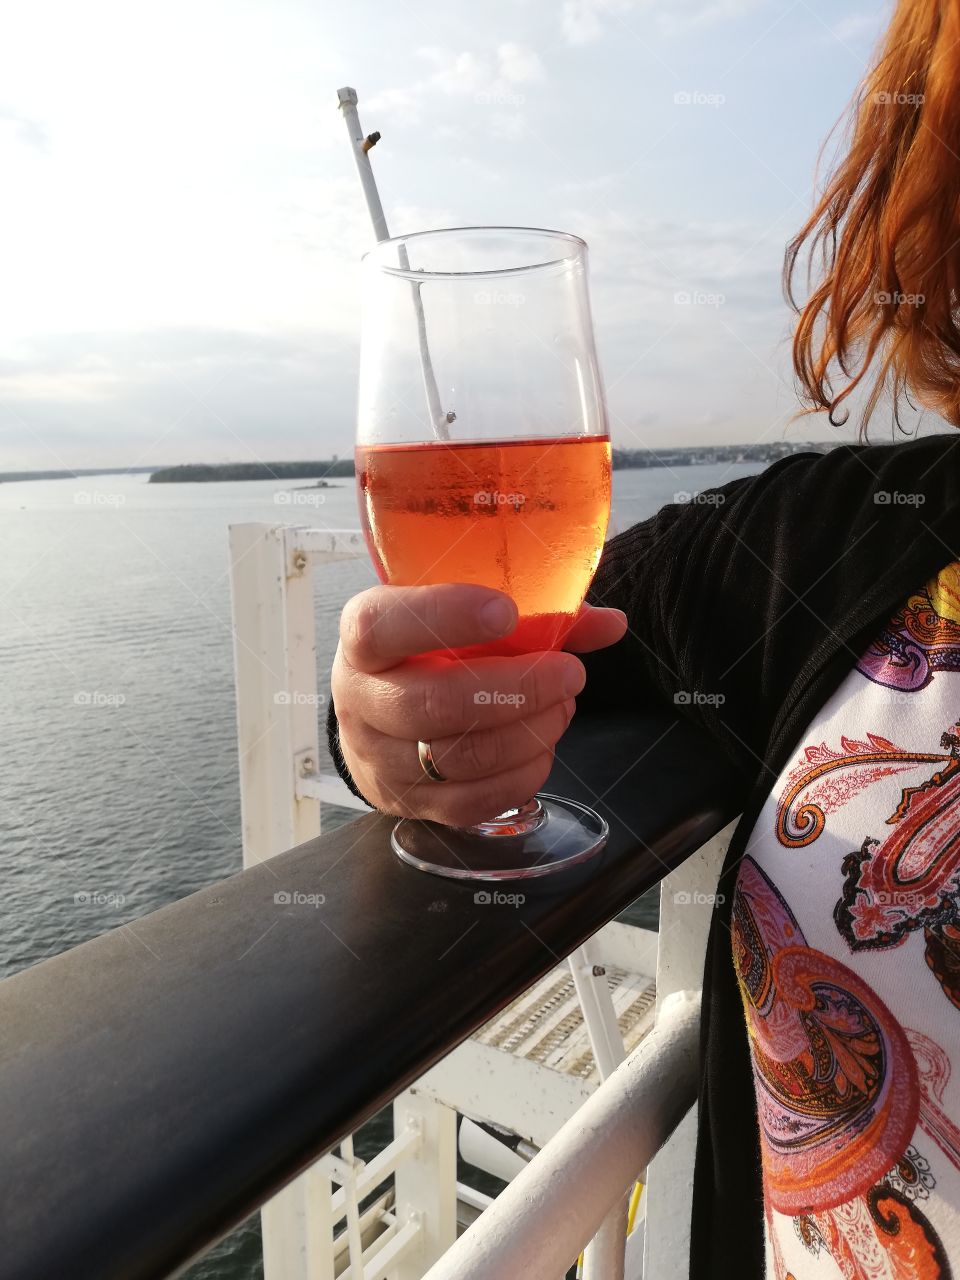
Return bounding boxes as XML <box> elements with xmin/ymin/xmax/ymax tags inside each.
<box><xmin>356</xmin><ymin>226</ymin><xmax>611</xmax><ymax>880</ymax></box>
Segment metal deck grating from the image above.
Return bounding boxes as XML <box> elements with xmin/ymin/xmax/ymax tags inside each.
<box><xmin>472</xmin><ymin>961</ymin><xmax>658</xmax><ymax>1084</ymax></box>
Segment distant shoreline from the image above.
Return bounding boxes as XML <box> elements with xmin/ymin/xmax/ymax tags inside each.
<box><xmin>144</xmin><ymin>443</ymin><xmax>835</xmax><ymax>483</ymax></box>
<box><xmin>0</xmin><ymin>442</ymin><xmax>834</xmax><ymax>486</ymax></box>
<box><xmin>148</xmin><ymin>461</ymin><xmax>355</xmax><ymax>484</ymax></box>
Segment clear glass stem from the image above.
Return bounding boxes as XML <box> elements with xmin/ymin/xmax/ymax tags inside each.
<box><xmin>464</xmin><ymin>798</ymin><xmax>548</xmax><ymax>838</ymax></box>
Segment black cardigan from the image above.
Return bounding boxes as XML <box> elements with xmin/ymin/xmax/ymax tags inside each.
<box><xmin>327</xmin><ymin>431</ymin><xmax>960</xmax><ymax>1276</ymax></box>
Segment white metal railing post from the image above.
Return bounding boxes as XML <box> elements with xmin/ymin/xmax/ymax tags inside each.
<box><xmin>229</xmin><ymin>522</ymin><xmax>328</xmax><ymax>1280</ymax></box>
<box><xmin>392</xmin><ymin>1089</ymin><xmax>458</xmax><ymax>1278</ymax></box>
<box><xmin>229</xmin><ymin>523</ymin><xmax>371</xmax><ymax>1280</ymax></box>
<box><xmin>228</xmin><ymin>523</ymin><xmax>324</xmax><ymax>864</ymax></box>
<box><xmin>568</xmin><ymin>943</ymin><xmax>629</xmax><ymax>1280</ymax></box>
<box><xmin>642</xmin><ymin>822</ymin><xmax>737</xmax><ymax>1280</ymax></box>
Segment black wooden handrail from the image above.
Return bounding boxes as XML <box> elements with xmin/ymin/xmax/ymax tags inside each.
<box><xmin>0</xmin><ymin>712</ymin><xmax>742</xmax><ymax>1280</ymax></box>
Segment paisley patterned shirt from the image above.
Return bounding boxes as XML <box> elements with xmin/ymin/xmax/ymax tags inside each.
<box><xmin>736</xmin><ymin>560</ymin><xmax>960</xmax><ymax>1279</ymax></box>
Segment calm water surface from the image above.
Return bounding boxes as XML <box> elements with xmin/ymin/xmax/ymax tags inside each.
<box><xmin>0</xmin><ymin>460</ymin><xmax>762</xmax><ymax>1277</ymax></box>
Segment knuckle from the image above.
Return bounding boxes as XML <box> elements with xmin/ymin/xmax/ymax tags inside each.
<box><xmin>456</xmin><ymin>728</ymin><xmax>503</xmax><ymax>780</ymax></box>
<box><xmin>416</xmin><ymin>587</ymin><xmax>445</xmax><ymax>645</ymax></box>
<box><xmin>417</xmin><ymin>786</ymin><xmax>473</xmax><ymax>827</ymax></box>
<box><xmin>530</xmin><ymin>750</ymin><xmax>555</xmax><ymax>792</ymax></box>
<box><xmin>341</xmin><ymin>718</ymin><xmax>377</xmax><ymax>767</ymax></box>
<box><xmin>548</xmin><ymin>701</ymin><xmax>569</xmax><ymax>741</ymax></box>
<box><xmin>367</xmin><ymin>776</ymin><xmax>411</xmax><ymax>818</ymax></box>
<box><xmin>418</xmin><ymin>673</ymin><xmax>462</xmax><ymax>737</ymax></box>
<box><xmin>445</xmin><ymin>794</ymin><xmax>496</xmax><ymax>828</ymax></box>
<box><xmin>345</xmin><ymin>593</ymin><xmax>384</xmax><ymax>663</ymax></box>
<box><xmin>521</xmin><ymin>705</ymin><xmax>564</xmax><ymax>753</ymax></box>
<box><xmin>472</xmin><ymin>774</ymin><xmax>521</xmax><ymax>822</ymax></box>
<box><xmin>331</xmin><ymin>651</ymin><xmax>360</xmax><ymax>716</ymax></box>
<box><xmin>519</xmin><ymin>659</ymin><xmax>560</xmax><ymax>713</ymax></box>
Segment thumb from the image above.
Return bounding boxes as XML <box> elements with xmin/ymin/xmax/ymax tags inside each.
<box><xmin>563</xmin><ymin>603</ymin><xmax>628</xmax><ymax>653</ymax></box>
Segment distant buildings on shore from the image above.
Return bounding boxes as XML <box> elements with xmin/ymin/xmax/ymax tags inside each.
<box><xmin>611</xmin><ymin>440</ymin><xmax>833</xmax><ymax>469</ymax></box>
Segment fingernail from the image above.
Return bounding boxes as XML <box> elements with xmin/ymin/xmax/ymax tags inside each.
<box><xmin>563</xmin><ymin>660</ymin><xmax>586</xmax><ymax>697</ymax></box>
<box><xmin>479</xmin><ymin>597</ymin><xmax>517</xmax><ymax>636</ymax></box>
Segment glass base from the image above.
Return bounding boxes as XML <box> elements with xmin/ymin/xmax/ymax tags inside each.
<box><xmin>390</xmin><ymin>792</ymin><xmax>609</xmax><ymax>881</ymax></box>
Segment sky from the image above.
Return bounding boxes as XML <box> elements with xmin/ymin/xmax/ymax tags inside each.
<box><xmin>0</xmin><ymin>0</ymin><xmax>906</xmax><ymax>470</ymax></box>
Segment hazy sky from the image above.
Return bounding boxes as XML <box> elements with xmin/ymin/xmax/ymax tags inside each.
<box><xmin>0</xmin><ymin>0</ymin><xmax>902</xmax><ymax>470</ymax></box>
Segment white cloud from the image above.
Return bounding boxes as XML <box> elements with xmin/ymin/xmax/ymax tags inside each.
<box><xmin>417</xmin><ymin>47</ymin><xmax>491</xmax><ymax>96</ymax></box>
<box><xmin>0</xmin><ymin>105</ymin><xmax>48</xmax><ymax>151</ymax></box>
<box><xmin>497</xmin><ymin>42</ymin><xmax>546</xmax><ymax>84</ymax></box>
<box><xmin>561</xmin><ymin>0</ymin><xmax>764</xmax><ymax>44</ymax></box>
<box><xmin>0</xmin><ymin>328</ymin><xmax>360</xmax><ymax>469</ymax></box>
<box><xmin>561</xmin><ymin>0</ymin><xmax>629</xmax><ymax>45</ymax></box>
<box><xmin>489</xmin><ymin>112</ymin><xmax>531</xmax><ymax>141</ymax></box>
<box><xmin>825</xmin><ymin>13</ymin><xmax>881</xmax><ymax>45</ymax></box>
<box><xmin>367</xmin><ymin>41</ymin><xmax>545</xmax><ymax>125</ymax></box>
<box><xmin>550</xmin><ymin>205</ymin><xmax>807</xmax><ymax>448</ymax></box>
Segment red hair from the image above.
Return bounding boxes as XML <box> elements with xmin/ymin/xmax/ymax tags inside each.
<box><xmin>786</xmin><ymin>0</ymin><xmax>960</xmax><ymax>435</ymax></box>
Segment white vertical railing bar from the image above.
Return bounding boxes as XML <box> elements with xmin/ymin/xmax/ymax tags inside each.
<box><xmin>337</xmin><ymin>1216</ymin><xmax>422</xmax><ymax>1280</ymax></box>
<box><xmin>230</xmin><ymin>522</ymin><xmax>370</xmax><ymax>1280</ymax></box>
<box><xmin>339</xmin><ymin>1135</ymin><xmax>366</xmax><ymax>1273</ymax></box>
<box><xmin>229</xmin><ymin>524</ymin><xmax>323</xmax><ymax>865</ymax></box>
<box><xmin>229</xmin><ymin>522</ymin><xmax>327</xmax><ymax>1280</ymax></box>
<box><xmin>392</xmin><ymin>1088</ymin><xmax>459</xmax><ymax>1278</ymax></box>
<box><xmin>642</xmin><ymin>825</ymin><xmax>735</xmax><ymax>1280</ymax></box>
<box><xmin>327</xmin><ymin>1124</ymin><xmax>421</xmax><ymax>1221</ymax></box>
<box><xmin>568</xmin><ymin>944</ymin><xmax>626</xmax><ymax>1079</ymax></box>
<box><xmin>568</xmin><ymin>942</ymin><xmax>629</xmax><ymax>1279</ymax></box>
<box><xmin>420</xmin><ymin>990</ymin><xmax>702</xmax><ymax>1280</ymax></box>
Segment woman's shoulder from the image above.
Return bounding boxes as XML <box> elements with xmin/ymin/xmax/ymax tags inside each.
<box><xmin>756</xmin><ymin>430</ymin><xmax>960</xmax><ymax>499</ymax></box>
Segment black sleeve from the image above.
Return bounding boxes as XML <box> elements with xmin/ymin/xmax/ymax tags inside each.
<box><xmin>579</xmin><ymin>454</ymin><xmax>821</xmax><ymax>780</ymax></box>
<box><xmin>326</xmin><ymin>698</ymin><xmax>374</xmax><ymax>808</ymax></box>
<box><xmin>586</xmin><ymin>434</ymin><xmax>960</xmax><ymax>780</ymax></box>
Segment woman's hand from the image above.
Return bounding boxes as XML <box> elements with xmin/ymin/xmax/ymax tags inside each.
<box><xmin>331</xmin><ymin>584</ymin><xmax>627</xmax><ymax>828</ymax></box>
